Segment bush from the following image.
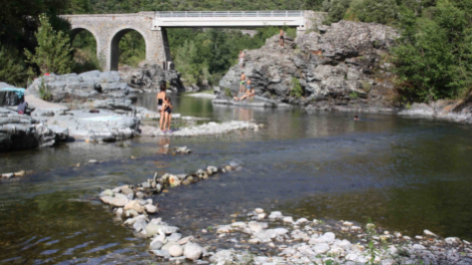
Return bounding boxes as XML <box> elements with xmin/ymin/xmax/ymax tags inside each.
<box><xmin>290</xmin><ymin>77</ymin><xmax>304</xmax><ymax>98</ymax></box>
<box><xmin>24</xmin><ymin>14</ymin><xmax>73</xmax><ymax>75</ymax></box>
<box><xmin>38</xmin><ymin>78</ymin><xmax>52</xmax><ymax>101</ymax></box>
<box><xmin>0</xmin><ymin>45</ymin><xmax>28</xmax><ymax>87</ymax></box>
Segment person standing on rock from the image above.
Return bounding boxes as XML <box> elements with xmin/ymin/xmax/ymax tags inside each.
<box><xmin>157</xmin><ymin>83</ymin><xmax>167</xmax><ymax>131</ymax></box>
<box><xmin>239</xmin><ymin>50</ymin><xmax>245</xmax><ymax>69</ymax></box>
<box><xmin>239</xmin><ymin>73</ymin><xmax>246</xmax><ymax>95</ymax></box>
<box><xmin>279</xmin><ymin>29</ymin><xmax>284</xmax><ymax>47</ymax></box>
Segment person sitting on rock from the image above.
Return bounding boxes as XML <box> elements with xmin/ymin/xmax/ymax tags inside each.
<box><xmin>162</xmin><ymin>96</ymin><xmax>173</xmax><ymax>133</ymax></box>
<box><xmin>235</xmin><ymin>79</ymin><xmax>255</xmax><ymax>101</ymax></box>
<box><xmin>157</xmin><ymin>83</ymin><xmax>167</xmax><ymax>131</ymax></box>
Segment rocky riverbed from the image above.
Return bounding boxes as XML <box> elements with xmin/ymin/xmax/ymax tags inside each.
<box><xmin>93</xmin><ymin>152</ymin><xmax>472</xmax><ymax>265</ymax></box>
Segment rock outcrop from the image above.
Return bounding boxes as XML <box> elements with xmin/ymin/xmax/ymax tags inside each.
<box><xmin>0</xmin><ymin>107</ymin><xmax>68</xmax><ymax>152</ymax></box>
<box><xmin>27</xmin><ymin>70</ymin><xmax>139</xmax><ymax>103</ymax></box>
<box><xmin>219</xmin><ymin>21</ymin><xmax>400</xmax><ymax>112</ymax></box>
<box><xmin>120</xmin><ymin>62</ymin><xmax>185</xmax><ymax>92</ymax></box>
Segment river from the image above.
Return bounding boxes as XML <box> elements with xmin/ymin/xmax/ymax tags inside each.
<box><xmin>1</xmin><ymin>93</ymin><xmax>472</xmax><ymax>264</ymax></box>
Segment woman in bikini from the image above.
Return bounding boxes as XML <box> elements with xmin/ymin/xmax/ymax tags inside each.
<box><xmin>162</xmin><ymin>96</ymin><xmax>173</xmax><ymax>133</ymax></box>
<box><xmin>279</xmin><ymin>28</ymin><xmax>284</xmax><ymax>47</ymax></box>
<box><xmin>157</xmin><ymin>83</ymin><xmax>167</xmax><ymax>131</ymax></box>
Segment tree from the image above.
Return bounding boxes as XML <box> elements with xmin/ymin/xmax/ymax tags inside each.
<box><xmin>323</xmin><ymin>0</ymin><xmax>352</xmax><ymax>25</ymax></box>
<box><xmin>0</xmin><ymin>44</ymin><xmax>27</xmax><ymax>86</ymax></box>
<box><xmin>349</xmin><ymin>0</ymin><xmax>398</xmax><ymax>24</ymax></box>
<box><xmin>24</xmin><ymin>14</ymin><xmax>73</xmax><ymax>75</ymax></box>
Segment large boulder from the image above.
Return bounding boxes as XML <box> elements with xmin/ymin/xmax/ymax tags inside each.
<box><xmin>120</xmin><ymin>62</ymin><xmax>185</xmax><ymax>92</ymax></box>
<box><xmin>218</xmin><ymin>20</ymin><xmax>400</xmax><ymax>111</ymax></box>
<box><xmin>27</xmin><ymin>71</ymin><xmax>137</xmax><ymax>102</ymax></box>
<box><xmin>0</xmin><ymin>107</ymin><xmax>67</xmax><ymax>152</ymax></box>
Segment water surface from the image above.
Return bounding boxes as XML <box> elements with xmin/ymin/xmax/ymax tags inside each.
<box><xmin>1</xmin><ymin>93</ymin><xmax>472</xmax><ymax>264</ymax></box>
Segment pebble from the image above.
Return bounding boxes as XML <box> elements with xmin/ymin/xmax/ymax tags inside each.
<box><xmin>151</xmin><ymin>249</ymin><xmax>170</xmax><ymax>259</ymax></box>
<box><xmin>268</xmin><ymin>211</ymin><xmax>283</xmax><ymax>219</ymax></box>
<box><xmin>423</xmin><ymin>229</ymin><xmax>437</xmax><ymax>237</ymax></box>
<box><xmin>124</xmin><ymin>200</ymin><xmax>144</xmax><ymax>213</ymax></box>
<box><xmin>343</xmin><ymin>221</ymin><xmax>353</xmax><ymax>227</ymax></box>
<box><xmin>184</xmin><ymin>242</ymin><xmax>203</xmax><ymax>260</ymax></box>
<box><xmin>144</xmin><ymin>204</ymin><xmax>158</xmax><ymax>213</ymax></box>
<box><xmin>231</xmin><ymin>222</ymin><xmax>247</xmax><ymax>229</ymax></box>
<box><xmin>255</xmin><ymin>208</ymin><xmax>264</xmax><ymax>214</ymax></box>
<box><xmin>168</xmin><ymin>244</ymin><xmax>183</xmax><ymax>257</ymax></box>
<box><xmin>88</xmin><ymin>159</ymin><xmax>98</xmax><ymax>164</ymax></box>
<box><xmin>282</xmin><ymin>216</ymin><xmax>294</xmax><ymax>223</ymax></box>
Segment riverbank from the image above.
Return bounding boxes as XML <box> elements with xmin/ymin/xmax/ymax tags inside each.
<box><xmin>93</xmin><ymin>157</ymin><xmax>472</xmax><ymax>265</ymax></box>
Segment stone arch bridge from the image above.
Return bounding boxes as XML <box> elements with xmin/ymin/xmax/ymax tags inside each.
<box><xmin>62</xmin><ymin>11</ymin><xmax>321</xmax><ymax>71</ymax></box>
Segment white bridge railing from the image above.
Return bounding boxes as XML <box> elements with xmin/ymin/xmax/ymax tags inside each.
<box><xmin>155</xmin><ymin>10</ymin><xmax>304</xmax><ymax>18</ymax></box>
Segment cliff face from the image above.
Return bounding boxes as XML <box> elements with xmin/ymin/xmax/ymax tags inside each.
<box><xmin>219</xmin><ymin>21</ymin><xmax>400</xmax><ymax>112</ymax></box>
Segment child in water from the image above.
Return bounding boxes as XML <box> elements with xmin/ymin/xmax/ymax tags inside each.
<box><xmin>162</xmin><ymin>96</ymin><xmax>173</xmax><ymax>132</ymax></box>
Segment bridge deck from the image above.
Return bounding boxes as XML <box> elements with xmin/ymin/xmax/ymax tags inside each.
<box><xmin>153</xmin><ymin>10</ymin><xmax>306</xmax><ymax>29</ymax></box>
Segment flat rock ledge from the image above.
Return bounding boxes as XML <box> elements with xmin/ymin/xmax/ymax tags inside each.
<box><xmin>141</xmin><ymin>121</ymin><xmax>261</xmax><ymax>137</ymax></box>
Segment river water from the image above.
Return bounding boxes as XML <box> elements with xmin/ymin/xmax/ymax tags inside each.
<box><xmin>1</xmin><ymin>93</ymin><xmax>472</xmax><ymax>264</ymax></box>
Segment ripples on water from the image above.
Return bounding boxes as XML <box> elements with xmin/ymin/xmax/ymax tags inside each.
<box><xmin>1</xmin><ymin>93</ymin><xmax>472</xmax><ymax>264</ymax></box>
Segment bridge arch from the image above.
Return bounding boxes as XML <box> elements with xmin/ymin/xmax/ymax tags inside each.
<box><xmin>109</xmin><ymin>27</ymin><xmax>148</xmax><ymax>71</ymax></box>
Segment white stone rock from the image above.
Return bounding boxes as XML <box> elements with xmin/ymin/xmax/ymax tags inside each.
<box><xmin>257</xmin><ymin>213</ymin><xmax>266</xmax><ymax>220</ymax></box>
<box><xmin>351</xmin><ymin>226</ymin><xmax>361</xmax><ymax>231</ymax></box>
<box><xmin>338</xmin><ymin>239</ymin><xmax>352</xmax><ymax>250</ymax></box>
<box><xmin>268</xmin><ymin>211</ymin><xmax>283</xmax><ymax>219</ymax></box>
<box><xmin>255</xmin><ymin>208</ymin><xmax>264</xmax><ymax>214</ymax></box>
<box><xmin>168</xmin><ymin>244</ymin><xmax>183</xmax><ymax>257</ymax></box>
<box><xmin>248</xmin><ymin>222</ymin><xmax>264</xmax><ymax>233</ymax></box>
<box><xmin>282</xmin><ymin>216</ymin><xmax>294</xmax><ymax>223</ymax></box>
<box><xmin>295</xmin><ymin>218</ymin><xmax>309</xmax><ymax>225</ymax></box>
<box><xmin>382</xmin><ymin>259</ymin><xmax>397</xmax><ymax>265</ymax></box>
<box><xmin>184</xmin><ymin>242</ymin><xmax>203</xmax><ymax>261</ymax></box>
<box><xmin>423</xmin><ymin>229</ymin><xmax>437</xmax><ymax>237</ymax></box>
<box><xmin>231</xmin><ymin>222</ymin><xmax>247</xmax><ymax>229</ymax></box>
<box><xmin>313</xmin><ymin>243</ymin><xmax>330</xmax><ymax>254</ymax></box>
<box><xmin>413</xmin><ymin>244</ymin><xmax>426</xmax><ymax>250</ymax></box>
<box><xmin>403</xmin><ymin>236</ymin><xmax>411</xmax><ymax>240</ymax></box>
<box><xmin>415</xmin><ymin>236</ymin><xmax>423</xmax><ymax>240</ymax></box>
<box><xmin>445</xmin><ymin>237</ymin><xmax>461</xmax><ymax>245</ymax></box>
<box><xmin>177</xmin><ymin>236</ymin><xmax>193</xmax><ymax>245</ymax></box>
<box><xmin>144</xmin><ymin>204</ymin><xmax>158</xmax><ymax>213</ymax></box>
<box><xmin>346</xmin><ymin>253</ymin><xmax>358</xmax><ymax>261</ymax></box>
<box><xmin>342</xmin><ymin>221</ymin><xmax>353</xmax><ymax>227</ymax></box>
<box><xmin>217</xmin><ymin>225</ymin><xmax>232</xmax><ymax>234</ymax></box>
<box><xmin>100</xmin><ymin>196</ymin><xmax>113</xmax><ymax>204</ymax></box>
<box><xmin>312</xmin><ymin>219</ymin><xmax>319</xmax><ymax>225</ymax></box>
<box><xmin>273</xmin><ymin>228</ymin><xmax>289</xmax><ymax>235</ymax></box>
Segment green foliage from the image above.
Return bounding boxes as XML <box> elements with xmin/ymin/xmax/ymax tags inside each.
<box><xmin>224</xmin><ymin>88</ymin><xmax>233</xmax><ymax>98</ymax></box>
<box><xmin>24</xmin><ymin>14</ymin><xmax>73</xmax><ymax>75</ymax></box>
<box><xmin>118</xmin><ymin>31</ymin><xmax>145</xmax><ymax>67</ymax></box>
<box><xmin>39</xmin><ymin>78</ymin><xmax>52</xmax><ymax>101</ymax></box>
<box><xmin>323</xmin><ymin>0</ymin><xmax>352</xmax><ymax>25</ymax></box>
<box><xmin>349</xmin><ymin>91</ymin><xmax>359</xmax><ymax>99</ymax></box>
<box><xmin>0</xmin><ymin>44</ymin><xmax>28</xmax><ymax>86</ymax></box>
<box><xmin>392</xmin><ymin>0</ymin><xmax>472</xmax><ymax>102</ymax></box>
<box><xmin>290</xmin><ymin>77</ymin><xmax>304</xmax><ymax>98</ymax></box>
<box><xmin>348</xmin><ymin>0</ymin><xmax>398</xmax><ymax>24</ymax></box>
